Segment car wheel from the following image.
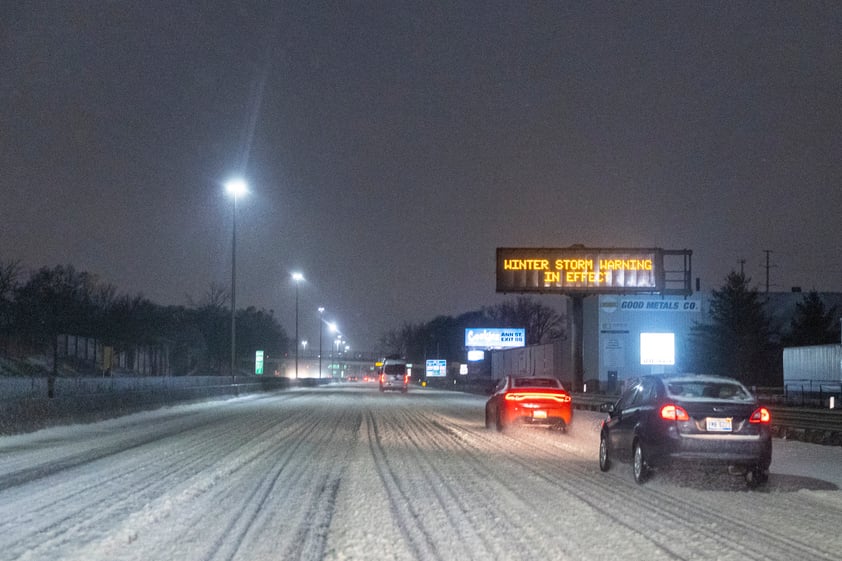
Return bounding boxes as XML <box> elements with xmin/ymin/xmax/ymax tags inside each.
<box><xmin>598</xmin><ymin>433</ymin><xmax>611</xmax><ymax>472</ymax></box>
<box><xmin>633</xmin><ymin>440</ymin><xmax>649</xmax><ymax>484</ymax></box>
<box><xmin>495</xmin><ymin>411</ymin><xmax>505</xmax><ymax>432</ymax></box>
<box><xmin>745</xmin><ymin>467</ymin><xmax>769</xmax><ymax>489</ymax></box>
<box><xmin>484</xmin><ymin>406</ymin><xmax>492</xmax><ymax>429</ymax></box>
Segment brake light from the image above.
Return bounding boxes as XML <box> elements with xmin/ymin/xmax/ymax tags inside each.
<box><xmin>379</xmin><ymin>373</ymin><xmax>385</xmax><ymax>383</ymax></box>
<box><xmin>660</xmin><ymin>404</ymin><xmax>690</xmax><ymax>422</ymax></box>
<box><xmin>749</xmin><ymin>407</ymin><xmax>771</xmax><ymax>424</ymax></box>
<box><xmin>504</xmin><ymin>392</ymin><xmax>571</xmax><ymax>403</ymax></box>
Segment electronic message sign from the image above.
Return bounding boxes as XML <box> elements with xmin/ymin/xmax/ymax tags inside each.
<box><xmin>497</xmin><ymin>247</ymin><xmax>673</xmax><ymax>294</ymax></box>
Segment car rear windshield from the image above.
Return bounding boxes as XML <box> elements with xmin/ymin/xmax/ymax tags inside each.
<box><xmin>513</xmin><ymin>378</ymin><xmax>562</xmax><ymax>389</ymax></box>
<box><xmin>666</xmin><ymin>381</ymin><xmax>752</xmax><ymax>401</ymax></box>
<box><xmin>384</xmin><ymin>364</ymin><xmax>406</xmax><ymax>375</ymax></box>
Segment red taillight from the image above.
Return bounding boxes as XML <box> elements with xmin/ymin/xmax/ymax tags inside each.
<box><xmin>660</xmin><ymin>404</ymin><xmax>690</xmax><ymax>422</ymax></box>
<box><xmin>504</xmin><ymin>391</ymin><xmax>571</xmax><ymax>403</ymax></box>
<box><xmin>749</xmin><ymin>407</ymin><xmax>771</xmax><ymax>424</ymax></box>
<box><xmin>379</xmin><ymin>373</ymin><xmax>385</xmax><ymax>383</ymax></box>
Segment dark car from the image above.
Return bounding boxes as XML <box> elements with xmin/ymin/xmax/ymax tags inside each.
<box><xmin>379</xmin><ymin>358</ymin><xmax>409</xmax><ymax>393</ymax></box>
<box><xmin>598</xmin><ymin>374</ymin><xmax>772</xmax><ymax>487</ymax></box>
<box><xmin>485</xmin><ymin>376</ymin><xmax>572</xmax><ymax>432</ymax></box>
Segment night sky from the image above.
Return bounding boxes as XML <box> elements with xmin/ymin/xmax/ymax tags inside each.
<box><xmin>2</xmin><ymin>2</ymin><xmax>841</xmax><ymax>352</ymax></box>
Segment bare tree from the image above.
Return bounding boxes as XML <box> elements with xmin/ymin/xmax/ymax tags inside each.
<box><xmin>483</xmin><ymin>296</ymin><xmax>566</xmax><ymax>345</ymax></box>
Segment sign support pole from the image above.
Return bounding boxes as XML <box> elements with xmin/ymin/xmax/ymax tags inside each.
<box><xmin>571</xmin><ymin>295</ymin><xmax>585</xmax><ymax>392</ymax></box>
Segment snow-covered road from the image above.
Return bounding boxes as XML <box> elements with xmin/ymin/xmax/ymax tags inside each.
<box><xmin>1</xmin><ymin>384</ymin><xmax>841</xmax><ymax>561</ymax></box>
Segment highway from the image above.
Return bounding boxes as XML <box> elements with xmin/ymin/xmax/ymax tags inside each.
<box><xmin>1</xmin><ymin>384</ymin><xmax>841</xmax><ymax>561</ymax></box>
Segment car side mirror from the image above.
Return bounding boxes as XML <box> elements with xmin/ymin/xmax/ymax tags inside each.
<box><xmin>600</xmin><ymin>402</ymin><xmax>615</xmax><ymax>414</ymax></box>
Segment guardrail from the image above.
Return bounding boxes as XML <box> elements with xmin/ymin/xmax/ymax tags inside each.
<box><xmin>572</xmin><ymin>393</ymin><xmax>612</xmax><ymax>411</ymax></box>
<box><xmin>769</xmin><ymin>407</ymin><xmax>842</xmax><ymax>433</ymax></box>
<box><xmin>0</xmin><ymin>375</ymin><xmax>294</xmax><ymax>436</ymax></box>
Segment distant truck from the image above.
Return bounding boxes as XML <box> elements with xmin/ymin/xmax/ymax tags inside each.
<box><xmin>378</xmin><ymin>357</ymin><xmax>409</xmax><ymax>393</ymax></box>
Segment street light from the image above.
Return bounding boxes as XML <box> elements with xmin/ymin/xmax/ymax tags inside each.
<box><xmin>225</xmin><ymin>178</ymin><xmax>248</xmax><ymax>381</ymax></box>
<box><xmin>292</xmin><ymin>272</ymin><xmax>304</xmax><ymax>378</ymax></box>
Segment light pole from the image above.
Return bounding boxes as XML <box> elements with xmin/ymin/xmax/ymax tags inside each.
<box><xmin>302</xmin><ymin>340</ymin><xmax>308</xmax><ymax>375</ymax></box>
<box><xmin>335</xmin><ymin>335</ymin><xmax>344</xmax><ymax>379</ymax></box>
<box><xmin>292</xmin><ymin>272</ymin><xmax>304</xmax><ymax>378</ymax></box>
<box><xmin>225</xmin><ymin>178</ymin><xmax>247</xmax><ymax>381</ymax></box>
<box><xmin>325</xmin><ymin>321</ymin><xmax>337</xmax><ymax>379</ymax></box>
<box><xmin>318</xmin><ymin>307</ymin><xmax>324</xmax><ymax>378</ymax></box>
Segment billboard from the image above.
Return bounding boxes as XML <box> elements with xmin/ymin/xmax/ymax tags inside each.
<box><xmin>465</xmin><ymin>328</ymin><xmax>526</xmax><ymax>349</ymax></box>
<box><xmin>467</xmin><ymin>350</ymin><xmax>486</xmax><ymax>361</ymax></box>
<box><xmin>640</xmin><ymin>333</ymin><xmax>675</xmax><ymax>365</ymax></box>
<box><xmin>496</xmin><ymin>247</ymin><xmax>690</xmax><ymax>294</ymax></box>
<box><xmin>426</xmin><ymin>359</ymin><xmax>447</xmax><ymax>377</ymax></box>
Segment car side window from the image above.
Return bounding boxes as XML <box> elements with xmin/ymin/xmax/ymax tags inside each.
<box><xmin>633</xmin><ymin>379</ymin><xmax>657</xmax><ymax>406</ymax></box>
<box><xmin>615</xmin><ymin>384</ymin><xmax>639</xmax><ymax>412</ymax></box>
<box><xmin>629</xmin><ymin>384</ymin><xmax>645</xmax><ymax>407</ymax></box>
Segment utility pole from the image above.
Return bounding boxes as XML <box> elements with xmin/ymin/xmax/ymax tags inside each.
<box><xmin>763</xmin><ymin>250</ymin><xmax>774</xmax><ymax>293</ymax></box>
<box><xmin>738</xmin><ymin>259</ymin><xmax>746</xmax><ymax>275</ymax></box>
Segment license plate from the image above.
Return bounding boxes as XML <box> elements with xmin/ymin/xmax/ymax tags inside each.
<box><xmin>706</xmin><ymin>417</ymin><xmax>732</xmax><ymax>432</ymax></box>
<box><xmin>533</xmin><ymin>410</ymin><xmax>547</xmax><ymax>419</ymax></box>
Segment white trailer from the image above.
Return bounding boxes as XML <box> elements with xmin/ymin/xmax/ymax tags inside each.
<box><xmin>783</xmin><ymin>344</ymin><xmax>842</xmax><ymax>384</ymax></box>
<box><xmin>490</xmin><ymin>340</ymin><xmax>573</xmax><ymax>387</ymax></box>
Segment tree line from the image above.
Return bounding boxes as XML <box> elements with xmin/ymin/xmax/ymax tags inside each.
<box><xmin>379</xmin><ymin>271</ymin><xmax>840</xmax><ymax>388</ymax></box>
<box><xmin>378</xmin><ymin>296</ymin><xmax>567</xmax><ymax>365</ymax></box>
<box><xmin>1</xmin><ymin>260</ymin><xmax>837</xmax><ymax>386</ymax></box>
<box><xmin>0</xmin><ymin>261</ymin><xmax>288</xmax><ymax>376</ymax></box>
<box><xmin>690</xmin><ymin>271</ymin><xmax>840</xmax><ymax>386</ymax></box>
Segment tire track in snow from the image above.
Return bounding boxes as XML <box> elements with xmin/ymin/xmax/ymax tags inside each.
<box><xmin>13</xmin><ymin>400</ymin><xmax>321</xmax><ymax>561</ymax></box>
<box><xmin>198</xmin><ymin>404</ymin><xmax>359</xmax><ymax>561</ymax></box>
<box><xmin>0</xmin><ymin>406</ymin><xmax>295</xmax><ymax>559</ymax></box>
<box><xmin>198</xmin><ymin>414</ymin><xmax>327</xmax><ymax>561</ymax></box>
<box><xmin>440</xmin><ymin>416</ymin><xmax>839</xmax><ymax>561</ymax></box>
<box><xmin>381</xmin><ymin>408</ymin><xmax>495</xmax><ymax>559</ymax></box>
<box><xmin>393</xmin><ymin>407</ymin><xmax>572</xmax><ymax>560</ymax></box>
<box><xmin>410</xmin><ymin>412</ymin><xmax>679</xmax><ymax>560</ymax></box>
<box><xmin>367</xmin><ymin>409</ymin><xmax>444</xmax><ymax>561</ymax></box>
<box><xmin>275</xmin><ymin>409</ymin><xmax>359</xmax><ymax>561</ymax></box>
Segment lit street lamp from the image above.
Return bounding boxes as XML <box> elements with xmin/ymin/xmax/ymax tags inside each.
<box><xmin>292</xmin><ymin>272</ymin><xmax>304</xmax><ymax>378</ymax></box>
<box><xmin>225</xmin><ymin>178</ymin><xmax>247</xmax><ymax>381</ymax></box>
